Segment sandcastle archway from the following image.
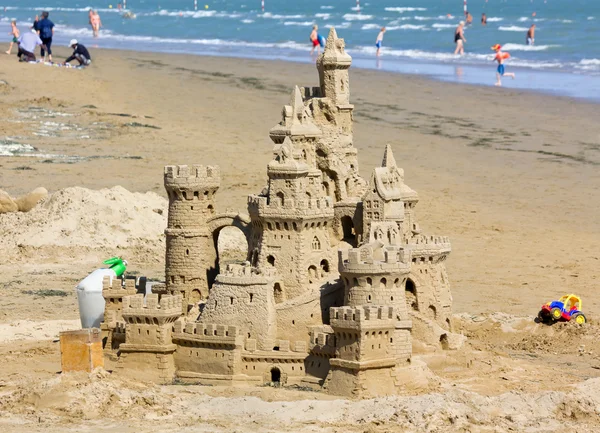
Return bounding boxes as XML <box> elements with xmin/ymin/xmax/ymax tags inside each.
<box><xmin>206</xmin><ymin>213</ymin><xmax>251</xmax><ymax>287</ymax></box>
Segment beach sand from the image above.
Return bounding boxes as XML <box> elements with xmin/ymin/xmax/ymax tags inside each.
<box><xmin>1</xmin><ymin>48</ymin><xmax>600</xmax><ymax>431</ymax></box>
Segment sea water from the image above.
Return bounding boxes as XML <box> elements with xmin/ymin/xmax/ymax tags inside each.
<box><xmin>2</xmin><ymin>0</ymin><xmax>600</xmax><ymax>100</ymax></box>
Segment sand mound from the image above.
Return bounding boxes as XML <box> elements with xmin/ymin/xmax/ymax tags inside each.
<box><xmin>2</xmin><ymin>371</ymin><xmax>599</xmax><ymax>432</ymax></box>
<box><xmin>0</xmin><ymin>186</ymin><xmax>167</xmax><ymax>259</ymax></box>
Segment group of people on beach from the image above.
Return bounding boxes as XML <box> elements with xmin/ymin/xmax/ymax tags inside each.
<box><xmin>6</xmin><ymin>11</ymin><xmax>92</xmax><ymax>67</ymax></box>
<box><xmin>310</xmin><ymin>10</ymin><xmax>539</xmax><ymax>87</ymax></box>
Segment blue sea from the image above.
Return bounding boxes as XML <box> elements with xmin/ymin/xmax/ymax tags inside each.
<box><xmin>2</xmin><ymin>0</ymin><xmax>600</xmax><ymax>100</ymax></box>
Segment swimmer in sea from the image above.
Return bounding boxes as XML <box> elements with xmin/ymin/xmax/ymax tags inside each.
<box><xmin>466</xmin><ymin>12</ymin><xmax>473</xmax><ymax>25</ymax></box>
<box><xmin>375</xmin><ymin>27</ymin><xmax>386</xmax><ymax>57</ymax></box>
<box><xmin>526</xmin><ymin>24</ymin><xmax>535</xmax><ymax>45</ymax></box>
<box><xmin>481</xmin><ymin>13</ymin><xmax>487</xmax><ymax>25</ymax></box>
<box><xmin>492</xmin><ymin>44</ymin><xmax>515</xmax><ymax>86</ymax></box>
<box><xmin>310</xmin><ymin>25</ymin><xmax>320</xmax><ymax>55</ymax></box>
<box><xmin>454</xmin><ymin>21</ymin><xmax>466</xmax><ymax>55</ymax></box>
<box><xmin>90</xmin><ymin>10</ymin><xmax>101</xmax><ymax>38</ymax></box>
<box><xmin>6</xmin><ymin>20</ymin><xmax>19</xmax><ymax>54</ymax></box>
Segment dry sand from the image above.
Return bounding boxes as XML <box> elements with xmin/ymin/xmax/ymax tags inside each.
<box><xmin>1</xmin><ymin>48</ymin><xmax>600</xmax><ymax>431</ymax></box>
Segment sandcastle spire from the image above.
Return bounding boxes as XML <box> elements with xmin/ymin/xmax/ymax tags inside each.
<box><xmin>382</xmin><ymin>144</ymin><xmax>397</xmax><ymax>168</ymax></box>
<box><xmin>291</xmin><ymin>85</ymin><xmax>304</xmax><ymax>123</ymax></box>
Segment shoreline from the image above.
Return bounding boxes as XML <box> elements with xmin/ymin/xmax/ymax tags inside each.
<box><xmin>2</xmin><ymin>19</ymin><xmax>600</xmax><ymax>102</ymax></box>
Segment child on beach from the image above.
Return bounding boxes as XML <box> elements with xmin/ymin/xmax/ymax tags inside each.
<box><xmin>5</xmin><ymin>20</ymin><xmax>19</xmax><ymax>54</ymax></box>
<box><xmin>375</xmin><ymin>27</ymin><xmax>386</xmax><ymax>56</ymax></box>
<box><xmin>310</xmin><ymin>25</ymin><xmax>320</xmax><ymax>55</ymax></box>
<box><xmin>492</xmin><ymin>44</ymin><xmax>515</xmax><ymax>86</ymax></box>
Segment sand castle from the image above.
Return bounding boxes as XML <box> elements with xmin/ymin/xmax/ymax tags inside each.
<box><xmin>102</xmin><ymin>29</ymin><xmax>462</xmax><ymax>397</ymax></box>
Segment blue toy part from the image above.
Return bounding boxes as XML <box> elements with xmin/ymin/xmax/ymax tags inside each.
<box><xmin>318</xmin><ymin>34</ymin><xmax>326</xmax><ymax>47</ymax></box>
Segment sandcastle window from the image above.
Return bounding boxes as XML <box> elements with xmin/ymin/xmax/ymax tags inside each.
<box><xmin>405</xmin><ymin>279</ymin><xmax>418</xmax><ymax>310</ymax></box>
<box><xmin>267</xmin><ymin>222</ymin><xmax>272</xmax><ymax>230</ymax></box>
<box><xmin>312</xmin><ymin>237</ymin><xmax>321</xmax><ymax>251</ymax></box>
<box><xmin>230</xmin><ymin>297</ymin><xmax>234</xmax><ymax>305</ymax></box>
<box><xmin>276</xmin><ymin>222</ymin><xmax>281</xmax><ymax>230</ymax></box>
<box><xmin>273</xmin><ymin>346</ymin><xmax>280</xmax><ymax>351</ymax></box>
<box><xmin>428</xmin><ymin>305</ymin><xmax>437</xmax><ymax>320</ymax></box>
<box><xmin>194</xmin><ymin>191</ymin><xmax>199</xmax><ymax>199</ymax></box>
<box><xmin>249</xmin><ymin>293</ymin><xmax>254</xmax><ymax>303</ymax></box>
<box><xmin>267</xmin><ymin>255</ymin><xmax>275</xmax><ymax>266</ymax></box>
<box><xmin>284</xmin><ymin>222</ymin><xmax>289</xmax><ymax>230</ymax></box>
<box><xmin>366</xmin><ymin>277</ymin><xmax>372</xmax><ymax>287</ymax></box>
<box><xmin>186</xmin><ymin>249</ymin><xmax>189</xmax><ymax>256</ymax></box>
<box><xmin>380</xmin><ymin>278</ymin><xmax>387</xmax><ymax>289</ymax></box>
<box><xmin>320</xmin><ymin>259</ymin><xmax>329</xmax><ymax>273</ymax></box>
<box><xmin>191</xmin><ymin>205</ymin><xmax>194</xmax><ymax>210</ymax></box>
<box><xmin>368</xmin><ymin>295</ymin><xmax>372</xmax><ymax>302</ymax></box>
<box><xmin>276</xmin><ymin>192</ymin><xmax>285</xmax><ymax>206</ymax></box>
<box><xmin>208</xmin><ymin>204</ymin><xmax>214</xmax><ymax>212</ymax></box>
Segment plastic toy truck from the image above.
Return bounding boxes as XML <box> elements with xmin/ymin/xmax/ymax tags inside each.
<box><xmin>538</xmin><ymin>294</ymin><xmax>586</xmax><ymax>324</ymax></box>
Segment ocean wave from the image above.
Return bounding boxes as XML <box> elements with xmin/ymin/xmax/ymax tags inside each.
<box><xmin>241</xmin><ymin>19</ymin><xmax>254</xmax><ymax>24</ymax></box>
<box><xmin>499</xmin><ymin>26</ymin><xmax>529</xmax><ymax>32</ymax></box>
<box><xmin>398</xmin><ymin>24</ymin><xmax>427</xmax><ymax>30</ymax></box>
<box><xmin>0</xmin><ymin>142</ymin><xmax>36</xmax><ymax>157</ymax></box>
<box><xmin>147</xmin><ymin>10</ymin><xmax>217</xmax><ymax>18</ymax></box>
<box><xmin>588</xmin><ymin>17</ymin><xmax>595</xmax><ymax>20</ymax></box>
<box><xmin>486</xmin><ymin>17</ymin><xmax>503</xmax><ymax>22</ymax></box>
<box><xmin>501</xmin><ymin>44</ymin><xmax>557</xmax><ymax>51</ymax></box>
<box><xmin>261</xmin><ymin>13</ymin><xmax>305</xmax><ymax>19</ymax></box>
<box><xmin>315</xmin><ymin>13</ymin><xmax>330</xmax><ymax>19</ymax></box>
<box><xmin>343</xmin><ymin>14</ymin><xmax>373</xmax><ymax>21</ymax></box>
<box><xmin>323</xmin><ymin>22</ymin><xmax>351</xmax><ymax>29</ymax></box>
<box><xmin>385</xmin><ymin>7</ymin><xmax>427</xmax><ymax>13</ymax></box>
<box><xmin>350</xmin><ymin>46</ymin><xmax>489</xmax><ymax>62</ymax></box>
<box><xmin>579</xmin><ymin>59</ymin><xmax>600</xmax><ymax>66</ymax></box>
<box><xmin>361</xmin><ymin>23</ymin><xmax>381</xmax><ymax>30</ymax></box>
<box><xmin>320</xmin><ymin>6</ymin><xmax>334</xmax><ymax>9</ymax></box>
<box><xmin>432</xmin><ymin>23</ymin><xmax>455</xmax><ymax>29</ymax></box>
<box><xmin>1</xmin><ymin>6</ymin><xmax>120</xmax><ymax>13</ymax></box>
<box><xmin>284</xmin><ymin>21</ymin><xmax>314</xmax><ymax>26</ymax></box>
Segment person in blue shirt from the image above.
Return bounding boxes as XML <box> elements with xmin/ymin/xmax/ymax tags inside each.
<box><xmin>37</xmin><ymin>11</ymin><xmax>54</xmax><ymax>62</ymax></box>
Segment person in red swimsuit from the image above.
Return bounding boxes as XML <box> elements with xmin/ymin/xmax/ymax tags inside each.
<box><xmin>310</xmin><ymin>25</ymin><xmax>320</xmax><ymax>55</ymax></box>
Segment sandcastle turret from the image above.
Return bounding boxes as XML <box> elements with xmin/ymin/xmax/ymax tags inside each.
<box><xmin>317</xmin><ymin>28</ymin><xmax>352</xmax><ymax>107</ymax></box>
<box><xmin>248</xmin><ymin>137</ymin><xmax>335</xmax><ymax>300</ymax></box>
<box><xmin>164</xmin><ymin>165</ymin><xmax>220</xmax><ymax>311</ymax></box>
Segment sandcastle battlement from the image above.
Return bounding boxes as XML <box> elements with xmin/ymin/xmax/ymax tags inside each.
<box><xmin>173</xmin><ymin>321</ymin><xmax>239</xmax><ymax>339</ymax></box>
<box><xmin>122</xmin><ymin>294</ymin><xmax>183</xmax><ymax>318</ymax></box>
<box><xmin>330</xmin><ymin>306</ymin><xmax>395</xmax><ymax>330</ymax></box>
<box><xmin>338</xmin><ymin>248</ymin><xmax>411</xmax><ymax>276</ymax></box>
<box><xmin>164</xmin><ymin>164</ymin><xmax>220</xmax><ymax>191</ymax></box>
<box><xmin>248</xmin><ymin>195</ymin><xmax>334</xmax><ymax>215</ymax></box>
<box><xmin>213</xmin><ymin>263</ymin><xmax>276</xmax><ymax>286</ymax></box>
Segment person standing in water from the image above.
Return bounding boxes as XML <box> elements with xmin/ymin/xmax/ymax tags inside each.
<box><xmin>375</xmin><ymin>27</ymin><xmax>386</xmax><ymax>57</ymax></box>
<box><xmin>526</xmin><ymin>24</ymin><xmax>535</xmax><ymax>45</ymax></box>
<box><xmin>6</xmin><ymin>20</ymin><xmax>19</xmax><ymax>54</ymax></box>
<box><xmin>481</xmin><ymin>13</ymin><xmax>487</xmax><ymax>25</ymax></box>
<box><xmin>310</xmin><ymin>25</ymin><xmax>320</xmax><ymax>55</ymax></box>
<box><xmin>37</xmin><ymin>11</ymin><xmax>54</xmax><ymax>62</ymax></box>
<box><xmin>90</xmin><ymin>10</ymin><xmax>102</xmax><ymax>38</ymax></box>
<box><xmin>454</xmin><ymin>21</ymin><xmax>466</xmax><ymax>55</ymax></box>
<box><xmin>492</xmin><ymin>44</ymin><xmax>515</xmax><ymax>86</ymax></box>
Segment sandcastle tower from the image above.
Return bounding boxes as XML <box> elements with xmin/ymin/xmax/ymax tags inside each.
<box><xmin>248</xmin><ymin>137</ymin><xmax>335</xmax><ymax>300</ymax></box>
<box><xmin>199</xmin><ymin>263</ymin><xmax>278</xmax><ymax>351</ymax></box>
<box><xmin>164</xmin><ymin>165</ymin><xmax>220</xmax><ymax>311</ymax></box>
<box><xmin>326</xmin><ymin>305</ymin><xmax>399</xmax><ymax>397</ymax></box>
<box><xmin>118</xmin><ymin>294</ymin><xmax>182</xmax><ymax>383</ymax></box>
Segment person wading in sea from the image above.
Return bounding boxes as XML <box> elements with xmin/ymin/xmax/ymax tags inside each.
<box><xmin>454</xmin><ymin>21</ymin><xmax>466</xmax><ymax>55</ymax></box>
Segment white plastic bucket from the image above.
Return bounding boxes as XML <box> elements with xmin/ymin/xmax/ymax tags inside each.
<box><xmin>76</xmin><ymin>268</ymin><xmax>116</xmax><ymax>329</ymax></box>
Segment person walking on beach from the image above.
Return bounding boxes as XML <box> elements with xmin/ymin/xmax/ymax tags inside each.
<box><xmin>481</xmin><ymin>13</ymin><xmax>487</xmax><ymax>25</ymax></box>
<box><xmin>37</xmin><ymin>11</ymin><xmax>54</xmax><ymax>62</ymax></box>
<box><xmin>89</xmin><ymin>10</ymin><xmax>102</xmax><ymax>38</ymax></box>
<box><xmin>454</xmin><ymin>21</ymin><xmax>466</xmax><ymax>55</ymax></box>
<box><xmin>6</xmin><ymin>20</ymin><xmax>19</xmax><ymax>55</ymax></box>
<box><xmin>310</xmin><ymin>25</ymin><xmax>320</xmax><ymax>55</ymax></box>
<box><xmin>526</xmin><ymin>24</ymin><xmax>535</xmax><ymax>45</ymax></box>
<box><xmin>64</xmin><ymin>39</ymin><xmax>92</xmax><ymax>66</ymax></box>
<box><xmin>375</xmin><ymin>27</ymin><xmax>386</xmax><ymax>57</ymax></box>
<box><xmin>492</xmin><ymin>44</ymin><xmax>515</xmax><ymax>86</ymax></box>
<box><xmin>17</xmin><ymin>29</ymin><xmax>44</xmax><ymax>62</ymax></box>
